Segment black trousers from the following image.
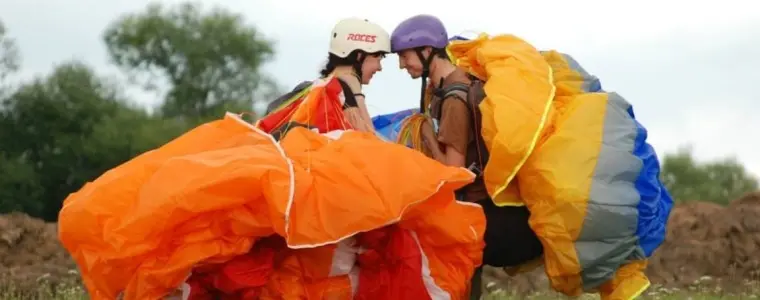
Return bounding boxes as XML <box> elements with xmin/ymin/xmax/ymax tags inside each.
<box><xmin>477</xmin><ymin>197</ymin><xmax>543</xmax><ymax>267</ymax></box>
<box><xmin>470</xmin><ymin>198</ymin><xmax>543</xmax><ymax>299</ymax></box>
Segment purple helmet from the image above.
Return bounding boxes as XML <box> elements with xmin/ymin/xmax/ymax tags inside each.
<box><xmin>390</xmin><ymin>15</ymin><xmax>448</xmax><ymax>53</ymax></box>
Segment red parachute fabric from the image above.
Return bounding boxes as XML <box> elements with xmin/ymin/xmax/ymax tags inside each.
<box><xmin>58</xmin><ymin>75</ymin><xmax>485</xmax><ymax>300</ymax></box>
<box><xmin>256</xmin><ymin>77</ymin><xmax>351</xmax><ymax>133</ymax></box>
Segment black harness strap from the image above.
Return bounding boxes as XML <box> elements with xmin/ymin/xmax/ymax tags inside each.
<box><xmin>434</xmin><ymin>82</ymin><xmax>471</xmax><ymax>115</ymax></box>
<box><xmin>433</xmin><ymin>80</ymin><xmax>490</xmax><ymax>198</ymax></box>
<box><xmin>335</xmin><ymin>78</ymin><xmax>359</xmax><ymax>109</ymax></box>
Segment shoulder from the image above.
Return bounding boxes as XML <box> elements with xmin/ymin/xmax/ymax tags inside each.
<box><xmin>334</xmin><ymin>75</ymin><xmax>361</xmax><ymax>109</ymax></box>
<box><xmin>438</xmin><ymin>82</ymin><xmax>472</xmax><ymax>120</ymax></box>
<box><xmin>439</xmin><ymin>81</ymin><xmax>470</xmax><ymax>107</ymax></box>
<box><xmin>440</xmin><ymin>95</ymin><xmax>469</xmax><ymax>117</ymax></box>
<box><xmin>336</xmin><ymin>74</ymin><xmax>361</xmax><ymax>93</ymax></box>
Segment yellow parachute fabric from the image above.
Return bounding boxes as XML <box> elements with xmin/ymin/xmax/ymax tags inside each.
<box><xmin>446</xmin><ymin>34</ymin><xmax>654</xmax><ymax>300</ymax></box>
<box><xmin>58</xmin><ymin>112</ymin><xmax>486</xmax><ymax>300</ymax></box>
<box><xmin>447</xmin><ymin>34</ymin><xmax>556</xmax><ymax>207</ymax></box>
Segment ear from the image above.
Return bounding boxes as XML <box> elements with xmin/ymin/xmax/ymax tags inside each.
<box><xmin>422</xmin><ymin>47</ymin><xmax>433</xmax><ymax>58</ymax></box>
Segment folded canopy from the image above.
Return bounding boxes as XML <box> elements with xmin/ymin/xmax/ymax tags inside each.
<box><xmin>58</xmin><ymin>76</ymin><xmax>486</xmax><ymax>300</ymax></box>
<box><xmin>373</xmin><ymin>34</ymin><xmax>674</xmax><ymax>300</ymax></box>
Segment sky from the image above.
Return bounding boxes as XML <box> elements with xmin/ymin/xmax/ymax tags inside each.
<box><xmin>1</xmin><ymin>0</ymin><xmax>759</xmax><ymax>178</ymax></box>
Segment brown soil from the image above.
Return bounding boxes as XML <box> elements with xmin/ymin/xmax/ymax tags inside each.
<box><xmin>0</xmin><ymin>212</ymin><xmax>80</xmax><ymax>293</ymax></box>
<box><xmin>484</xmin><ymin>191</ymin><xmax>760</xmax><ymax>295</ymax></box>
<box><xmin>647</xmin><ymin>191</ymin><xmax>760</xmax><ymax>287</ymax></box>
<box><xmin>2</xmin><ymin>191</ymin><xmax>759</xmax><ymax>296</ymax></box>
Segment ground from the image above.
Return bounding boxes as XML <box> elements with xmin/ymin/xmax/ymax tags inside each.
<box><xmin>1</xmin><ymin>192</ymin><xmax>759</xmax><ymax>299</ymax></box>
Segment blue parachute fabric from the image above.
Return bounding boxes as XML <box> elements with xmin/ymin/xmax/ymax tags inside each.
<box><xmin>546</xmin><ymin>50</ymin><xmax>673</xmax><ymax>258</ymax></box>
<box><xmin>627</xmin><ymin>106</ymin><xmax>674</xmax><ymax>257</ymax></box>
<box><xmin>371</xmin><ymin>108</ymin><xmax>417</xmax><ymax>142</ymax></box>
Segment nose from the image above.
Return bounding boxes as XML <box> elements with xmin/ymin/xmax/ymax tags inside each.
<box><xmin>398</xmin><ymin>58</ymin><xmax>405</xmax><ymax>70</ymax></box>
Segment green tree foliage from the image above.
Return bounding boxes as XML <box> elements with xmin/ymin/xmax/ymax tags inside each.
<box><xmin>660</xmin><ymin>146</ymin><xmax>759</xmax><ymax>205</ymax></box>
<box><xmin>103</xmin><ymin>1</ymin><xmax>278</xmax><ymax>123</ymax></box>
<box><xmin>0</xmin><ymin>61</ymin><xmax>184</xmax><ymax>220</ymax></box>
<box><xmin>1</xmin><ymin>2</ymin><xmax>281</xmax><ymax>220</ymax></box>
<box><xmin>0</xmin><ymin>20</ymin><xmax>20</xmax><ymax>97</ymax></box>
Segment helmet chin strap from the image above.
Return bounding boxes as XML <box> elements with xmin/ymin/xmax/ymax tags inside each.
<box><xmin>415</xmin><ymin>48</ymin><xmax>436</xmax><ymax>113</ymax></box>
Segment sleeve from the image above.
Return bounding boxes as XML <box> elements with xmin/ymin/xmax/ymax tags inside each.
<box><xmin>437</xmin><ymin>96</ymin><xmax>471</xmax><ymax>156</ymax></box>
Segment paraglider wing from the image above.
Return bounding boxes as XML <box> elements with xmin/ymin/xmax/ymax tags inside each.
<box><xmin>371</xmin><ymin>108</ymin><xmax>417</xmax><ymax>142</ymax></box>
<box><xmin>58</xmin><ymin>77</ymin><xmax>486</xmax><ymax>300</ymax></box>
<box><xmin>265</xmin><ymin>80</ymin><xmax>314</xmax><ymax>115</ymax></box>
<box><xmin>446</xmin><ymin>34</ymin><xmax>673</xmax><ymax>299</ymax></box>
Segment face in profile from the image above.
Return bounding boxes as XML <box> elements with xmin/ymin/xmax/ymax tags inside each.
<box><xmin>360</xmin><ymin>53</ymin><xmax>385</xmax><ymax>84</ymax></box>
<box><xmin>397</xmin><ymin>49</ymin><xmax>425</xmax><ymax>79</ymax></box>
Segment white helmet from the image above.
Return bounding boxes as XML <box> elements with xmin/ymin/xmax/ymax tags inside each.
<box><xmin>329</xmin><ymin>18</ymin><xmax>391</xmax><ymax>58</ymax></box>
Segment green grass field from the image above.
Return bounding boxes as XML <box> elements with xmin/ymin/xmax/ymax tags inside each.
<box><xmin>1</xmin><ymin>278</ymin><xmax>759</xmax><ymax>300</ymax></box>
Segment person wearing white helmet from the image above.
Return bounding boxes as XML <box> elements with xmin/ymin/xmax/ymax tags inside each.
<box><xmin>319</xmin><ymin>17</ymin><xmax>391</xmax><ymax>132</ymax></box>
<box><xmin>262</xmin><ymin>17</ymin><xmax>390</xmax><ymax>135</ymax></box>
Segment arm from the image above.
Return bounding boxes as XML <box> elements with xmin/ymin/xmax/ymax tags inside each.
<box><xmin>338</xmin><ymin>75</ymin><xmax>374</xmax><ymax>126</ymax></box>
<box><xmin>420</xmin><ymin>119</ymin><xmax>447</xmax><ymax>162</ymax></box>
<box><xmin>436</xmin><ymin>97</ymin><xmax>471</xmax><ymax>168</ymax></box>
<box><xmin>444</xmin><ymin>144</ymin><xmax>466</xmax><ymax>167</ymax></box>
<box><xmin>336</xmin><ymin>75</ymin><xmax>374</xmax><ymax>132</ymax></box>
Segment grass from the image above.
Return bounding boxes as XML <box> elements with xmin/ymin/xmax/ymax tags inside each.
<box><xmin>0</xmin><ymin>283</ymin><xmax>86</xmax><ymax>300</ymax></box>
<box><xmin>1</xmin><ymin>277</ymin><xmax>759</xmax><ymax>299</ymax></box>
<box><xmin>482</xmin><ymin>276</ymin><xmax>760</xmax><ymax>300</ymax></box>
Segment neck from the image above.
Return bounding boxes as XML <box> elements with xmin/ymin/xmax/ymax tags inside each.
<box><xmin>428</xmin><ymin>58</ymin><xmax>457</xmax><ymax>87</ymax></box>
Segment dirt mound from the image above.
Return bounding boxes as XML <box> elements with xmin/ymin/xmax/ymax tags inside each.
<box><xmin>481</xmin><ymin>191</ymin><xmax>760</xmax><ymax>294</ymax></box>
<box><xmin>0</xmin><ymin>212</ymin><xmax>80</xmax><ymax>293</ymax></box>
<box><xmin>647</xmin><ymin>191</ymin><xmax>760</xmax><ymax>288</ymax></box>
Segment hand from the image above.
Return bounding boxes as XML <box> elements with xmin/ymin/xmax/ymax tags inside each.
<box><xmin>420</xmin><ymin>119</ymin><xmax>446</xmax><ymax>162</ymax></box>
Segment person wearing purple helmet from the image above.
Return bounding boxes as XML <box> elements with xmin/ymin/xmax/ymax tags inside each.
<box><xmin>391</xmin><ymin>15</ymin><xmax>544</xmax><ymax>299</ymax></box>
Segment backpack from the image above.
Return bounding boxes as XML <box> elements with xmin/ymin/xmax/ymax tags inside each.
<box><xmin>429</xmin><ymin>76</ymin><xmax>491</xmax><ymax>178</ymax></box>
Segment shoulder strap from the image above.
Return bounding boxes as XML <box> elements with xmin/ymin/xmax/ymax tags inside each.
<box><xmin>434</xmin><ymin>82</ymin><xmax>472</xmax><ymax>120</ymax></box>
<box><xmin>441</xmin><ymin>82</ymin><xmax>471</xmax><ymax>101</ymax></box>
<box><xmin>336</xmin><ymin>78</ymin><xmax>359</xmax><ymax>109</ymax></box>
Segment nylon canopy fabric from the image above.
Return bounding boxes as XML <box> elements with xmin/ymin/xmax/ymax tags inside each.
<box><xmin>373</xmin><ymin>34</ymin><xmax>673</xmax><ymax>300</ymax></box>
<box><xmin>372</xmin><ymin>108</ymin><xmax>417</xmax><ymax>145</ymax></box>
<box><xmin>58</xmin><ymin>76</ymin><xmax>486</xmax><ymax>300</ymax></box>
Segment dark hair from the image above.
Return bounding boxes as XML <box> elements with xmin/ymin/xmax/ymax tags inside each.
<box><xmin>319</xmin><ymin>50</ymin><xmax>386</xmax><ymax>78</ymax></box>
<box><xmin>319</xmin><ymin>51</ymin><xmax>362</xmax><ymax>78</ymax></box>
<box><xmin>432</xmin><ymin>47</ymin><xmax>450</xmax><ymax>60</ymax></box>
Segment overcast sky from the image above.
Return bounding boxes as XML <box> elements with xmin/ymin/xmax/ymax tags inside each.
<box><xmin>1</xmin><ymin>0</ymin><xmax>759</xmax><ymax>177</ymax></box>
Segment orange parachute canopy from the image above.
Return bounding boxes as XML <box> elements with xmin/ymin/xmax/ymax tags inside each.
<box><xmin>255</xmin><ymin>77</ymin><xmax>352</xmax><ymax>133</ymax></box>
<box><xmin>58</xmin><ymin>76</ymin><xmax>486</xmax><ymax>300</ymax></box>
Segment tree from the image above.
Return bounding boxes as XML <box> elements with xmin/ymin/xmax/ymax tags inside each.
<box><xmin>0</xmin><ymin>61</ymin><xmax>184</xmax><ymax>220</ymax></box>
<box><xmin>0</xmin><ymin>19</ymin><xmax>20</xmax><ymax>98</ymax></box>
<box><xmin>103</xmin><ymin>1</ymin><xmax>279</xmax><ymax>123</ymax></box>
<box><xmin>660</xmin><ymin>146</ymin><xmax>759</xmax><ymax>205</ymax></box>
